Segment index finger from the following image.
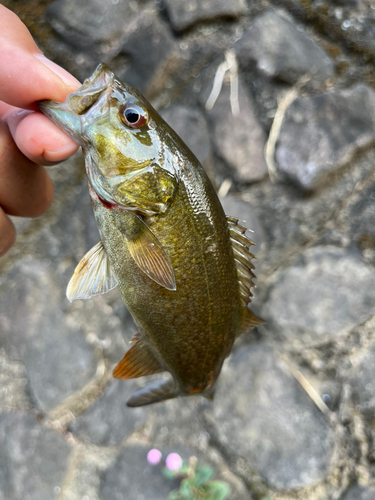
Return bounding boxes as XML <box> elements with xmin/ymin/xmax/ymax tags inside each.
<box><xmin>0</xmin><ymin>5</ymin><xmax>80</xmax><ymax>109</ymax></box>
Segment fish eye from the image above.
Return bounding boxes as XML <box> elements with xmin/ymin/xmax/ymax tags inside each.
<box><xmin>120</xmin><ymin>103</ymin><xmax>148</xmax><ymax>129</ymax></box>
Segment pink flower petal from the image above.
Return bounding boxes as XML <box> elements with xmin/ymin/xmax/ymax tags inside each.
<box><xmin>165</xmin><ymin>453</ymin><xmax>183</xmax><ymax>471</ymax></box>
<box><xmin>147</xmin><ymin>449</ymin><xmax>162</xmax><ymax>465</ymax></box>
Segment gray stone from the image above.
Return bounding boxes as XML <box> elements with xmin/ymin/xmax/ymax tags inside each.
<box><xmin>263</xmin><ymin>246</ymin><xmax>375</xmax><ymax>344</ymax></box>
<box><xmin>204</xmin><ymin>77</ymin><xmax>267</xmax><ymax>183</ymax></box>
<box><xmin>350</xmin><ymin>342</ymin><xmax>375</xmax><ymax>418</ymax></box>
<box><xmin>275</xmin><ymin>85</ymin><xmax>375</xmax><ymax>190</ymax></box>
<box><xmin>116</xmin><ymin>8</ymin><xmax>178</xmax><ymax>96</ymax></box>
<box><xmin>0</xmin><ymin>259</ymin><xmax>98</xmax><ymax>412</ymax></box>
<box><xmin>0</xmin><ymin>350</ymin><xmax>32</xmax><ymax>414</ymax></box>
<box><xmin>219</xmin><ymin>195</ymin><xmax>265</xmax><ymax>253</ymax></box>
<box><xmin>348</xmin><ymin>181</ymin><xmax>375</xmax><ymax>246</ymax></box>
<box><xmin>204</xmin><ymin>344</ymin><xmax>335</xmax><ymax>490</ymax></box>
<box><xmin>47</xmin><ymin>0</ymin><xmax>139</xmax><ymax>51</ymax></box>
<box><xmin>0</xmin><ymin>412</ymin><xmax>71</xmax><ymax>500</ymax></box>
<box><xmin>339</xmin><ymin>485</ymin><xmax>375</xmax><ymax>500</ymax></box>
<box><xmin>100</xmin><ymin>445</ymin><xmax>193</xmax><ymax>500</ymax></box>
<box><xmin>164</xmin><ymin>0</ymin><xmax>247</xmax><ymax>32</ymax></box>
<box><xmin>71</xmin><ymin>379</ymin><xmax>148</xmax><ymax>446</ymax></box>
<box><xmin>276</xmin><ymin>0</ymin><xmax>375</xmax><ymax>61</ymax></box>
<box><xmin>160</xmin><ymin>105</ymin><xmax>212</xmax><ymax>169</ymax></box>
<box><xmin>235</xmin><ymin>10</ymin><xmax>335</xmax><ymax>86</ymax></box>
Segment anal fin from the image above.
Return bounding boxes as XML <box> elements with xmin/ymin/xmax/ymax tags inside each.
<box><xmin>127</xmin><ymin>378</ymin><xmax>176</xmax><ymax>407</ymax></box>
<box><xmin>113</xmin><ymin>337</ymin><xmax>164</xmax><ymax>379</ymax></box>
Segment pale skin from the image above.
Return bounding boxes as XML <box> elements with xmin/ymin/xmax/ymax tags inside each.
<box><xmin>0</xmin><ymin>5</ymin><xmax>81</xmax><ymax>256</ymax></box>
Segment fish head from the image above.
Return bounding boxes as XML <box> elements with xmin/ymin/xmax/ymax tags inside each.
<box><xmin>38</xmin><ymin>64</ymin><xmax>178</xmax><ymax>215</ymax></box>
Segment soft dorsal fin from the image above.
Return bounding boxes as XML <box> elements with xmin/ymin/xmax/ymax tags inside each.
<box><xmin>113</xmin><ymin>336</ymin><xmax>164</xmax><ymax>380</ymax></box>
<box><xmin>118</xmin><ymin>212</ymin><xmax>176</xmax><ymax>291</ymax></box>
<box><xmin>66</xmin><ymin>241</ymin><xmax>118</xmax><ymax>302</ymax></box>
<box><xmin>227</xmin><ymin>216</ymin><xmax>257</xmax><ymax>308</ymax></box>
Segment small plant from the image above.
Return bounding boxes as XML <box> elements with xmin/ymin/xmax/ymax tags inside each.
<box><xmin>147</xmin><ymin>449</ymin><xmax>230</xmax><ymax>500</ymax></box>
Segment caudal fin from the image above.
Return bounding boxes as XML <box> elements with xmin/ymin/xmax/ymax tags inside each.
<box><xmin>127</xmin><ymin>378</ymin><xmax>177</xmax><ymax>407</ymax></box>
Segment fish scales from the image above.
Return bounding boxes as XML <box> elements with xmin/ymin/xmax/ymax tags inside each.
<box><xmin>38</xmin><ymin>64</ymin><xmax>262</xmax><ymax>406</ymax></box>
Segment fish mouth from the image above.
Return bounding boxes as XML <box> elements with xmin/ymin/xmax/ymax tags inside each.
<box><xmin>38</xmin><ymin>63</ymin><xmax>116</xmax><ymax>147</ymax></box>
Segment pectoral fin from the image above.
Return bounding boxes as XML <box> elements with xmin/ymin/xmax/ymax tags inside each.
<box><xmin>113</xmin><ymin>337</ymin><xmax>164</xmax><ymax>379</ymax></box>
<box><xmin>122</xmin><ymin>213</ymin><xmax>176</xmax><ymax>291</ymax></box>
<box><xmin>126</xmin><ymin>378</ymin><xmax>177</xmax><ymax>407</ymax></box>
<box><xmin>66</xmin><ymin>241</ymin><xmax>118</xmax><ymax>301</ymax></box>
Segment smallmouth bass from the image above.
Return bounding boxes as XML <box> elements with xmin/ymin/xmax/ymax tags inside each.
<box><xmin>39</xmin><ymin>64</ymin><xmax>262</xmax><ymax>407</ymax></box>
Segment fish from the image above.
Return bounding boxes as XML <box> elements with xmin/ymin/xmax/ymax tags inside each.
<box><xmin>38</xmin><ymin>63</ymin><xmax>263</xmax><ymax>407</ymax></box>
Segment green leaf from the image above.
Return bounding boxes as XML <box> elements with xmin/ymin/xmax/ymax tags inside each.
<box><xmin>206</xmin><ymin>481</ymin><xmax>230</xmax><ymax>500</ymax></box>
<box><xmin>162</xmin><ymin>468</ymin><xmax>178</xmax><ymax>480</ymax></box>
<box><xmin>193</xmin><ymin>466</ymin><xmax>213</xmax><ymax>487</ymax></box>
<box><xmin>168</xmin><ymin>490</ymin><xmax>182</xmax><ymax>500</ymax></box>
<box><xmin>179</xmin><ymin>478</ymin><xmax>195</xmax><ymax>498</ymax></box>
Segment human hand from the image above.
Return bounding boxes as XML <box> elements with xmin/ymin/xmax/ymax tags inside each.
<box><xmin>0</xmin><ymin>5</ymin><xmax>81</xmax><ymax>257</ymax></box>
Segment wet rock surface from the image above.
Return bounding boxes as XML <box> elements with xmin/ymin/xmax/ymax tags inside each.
<box><xmin>275</xmin><ymin>85</ymin><xmax>375</xmax><ymax>190</ymax></box>
<box><xmin>263</xmin><ymin>246</ymin><xmax>375</xmax><ymax>344</ymax></box>
<box><xmin>204</xmin><ymin>76</ymin><xmax>268</xmax><ymax>182</ymax></box>
<box><xmin>2</xmin><ymin>0</ymin><xmax>375</xmax><ymax>498</ymax></box>
<box><xmin>0</xmin><ymin>412</ymin><xmax>71</xmax><ymax>500</ymax></box>
<box><xmin>163</xmin><ymin>0</ymin><xmax>247</xmax><ymax>32</ymax></box>
<box><xmin>70</xmin><ymin>379</ymin><xmax>149</xmax><ymax>446</ymax></box>
<box><xmin>235</xmin><ymin>10</ymin><xmax>335</xmax><ymax>86</ymax></box>
<box><xmin>204</xmin><ymin>345</ymin><xmax>335</xmax><ymax>490</ymax></box>
<box><xmin>339</xmin><ymin>485</ymin><xmax>375</xmax><ymax>500</ymax></box>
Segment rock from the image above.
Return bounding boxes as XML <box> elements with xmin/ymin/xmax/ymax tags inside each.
<box><xmin>276</xmin><ymin>0</ymin><xmax>375</xmax><ymax>62</ymax></box>
<box><xmin>0</xmin><ymin>350</ymin><xmax>32</xmax><ymax>414</ymax></box>
<box><xmin>350</xmin><ymin>342</ymin><xmax>375</xmax><ymax>418</ymax></box>
<box><xmin>219</xmin><ymin>195</ymin><xmax>265</xmax><ymax>253</ymax></box>
<box><xmin>275</xmin><ymin>85</ymin><xmax>375</xmax><ymax>190</ymax></box>
<box><xmin>100</xmin><ymin>445</ymin><xmax>194</xmax><ymax>500</ymax></box>
<box><xmin>70</xmin><ymin>379</ymin><xmax>148</xmax><ymax>446</ymax></box>
<box><xmin>235</xmin><ymin>10</ymin><xmax>335</xmax><ymax>86</ymax></box>
<box><xmin>204</xmin><ymin>344</ymin><xmax>335</xmax><ymax>490</ymax></box>
<box><xmin>47</xmin><ymin>0</ymin><xmax>139</xmax><ymax>52</ymax></box>
<box><xmin>204</xmin><ymin>76</ymin><xmax>267</xmax><ymax>183</ymax></box>
<box><xmin>163</xmin><ymin>0</ymin><xmax>247</xmax><ymax>32</ymax></box>
<box><xmin>116</xmin><ymin>8</ymin><xmax>178</xmax><ymax>96</ymax></box>
<box><xmin>160</xmin><ymin>105</ymin><xmax>212</xmax><ymax>169</ymax></box>
<box><xmin>0</xmin><ymin>259</ymin><xmax>98</xmax><ymax>412</ymax></box>
<box><xmin>263</xmin><ymin>246</ymin><xmax>375</xmax><ymax>344</ymax></box>
<box><xmin>339</xmin><ymin>485</ymin><xmax>375</xmax><ymax>500</ymax></box>
<box><xmin>348</xmin><ymin>181</ymin><xmax>375</xmax><ymax>246</ymax></box>
<box><xmin>0</xmin><ymin>412</ymin><xmax>71</xmax><ymax>500</ymax></box>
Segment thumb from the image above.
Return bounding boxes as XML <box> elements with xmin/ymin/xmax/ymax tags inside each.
<box><xmin>0</xmin><ymin>5</ymin><xmax>80</xmax><ymax>110</ymax></box>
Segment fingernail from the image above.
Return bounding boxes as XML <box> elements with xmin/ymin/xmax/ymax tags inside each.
<box><xmin>34</xmin><ymin>54</ymin><xmax>81</xmax><ymax>88</ymax></box>
<box><xmin>44</xmin><ymin>143</ymin><xmax>78</xmax><ymax>162</ymax></box>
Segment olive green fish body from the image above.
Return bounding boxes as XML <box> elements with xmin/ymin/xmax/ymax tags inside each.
<box><xmin>38</xmin><ymin>64</ymin><xmax>262</xmax><ymax>406</ymax></box>
<box><xmin>92</xmin><ymin>161</ymin><xmax>241</xmax><ymax>394</ymax></box>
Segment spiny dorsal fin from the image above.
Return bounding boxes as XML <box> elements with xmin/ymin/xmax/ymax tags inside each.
<box><xmin>113</xmin><ymin>337</ymin><xmax>164</xmax><ymax>380</ymax></box>
<box><xmin>66</xmin><ymin>241</ymin><xmax>118</xmax><ymax>302</ymax></box>
<box><xmin>121</xmin><ymin>212</ymin><xmax>176</xmax><ymax>291</ymax></box>
<box><xmin>126</xmin><ymin>378</ymin><xmax>176</xmax><ymax>407</ymax></box>
<box><xmin>227</xmin><ymin>216</ymin><xmax>257</xmax><ymax>308</ymax></box>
